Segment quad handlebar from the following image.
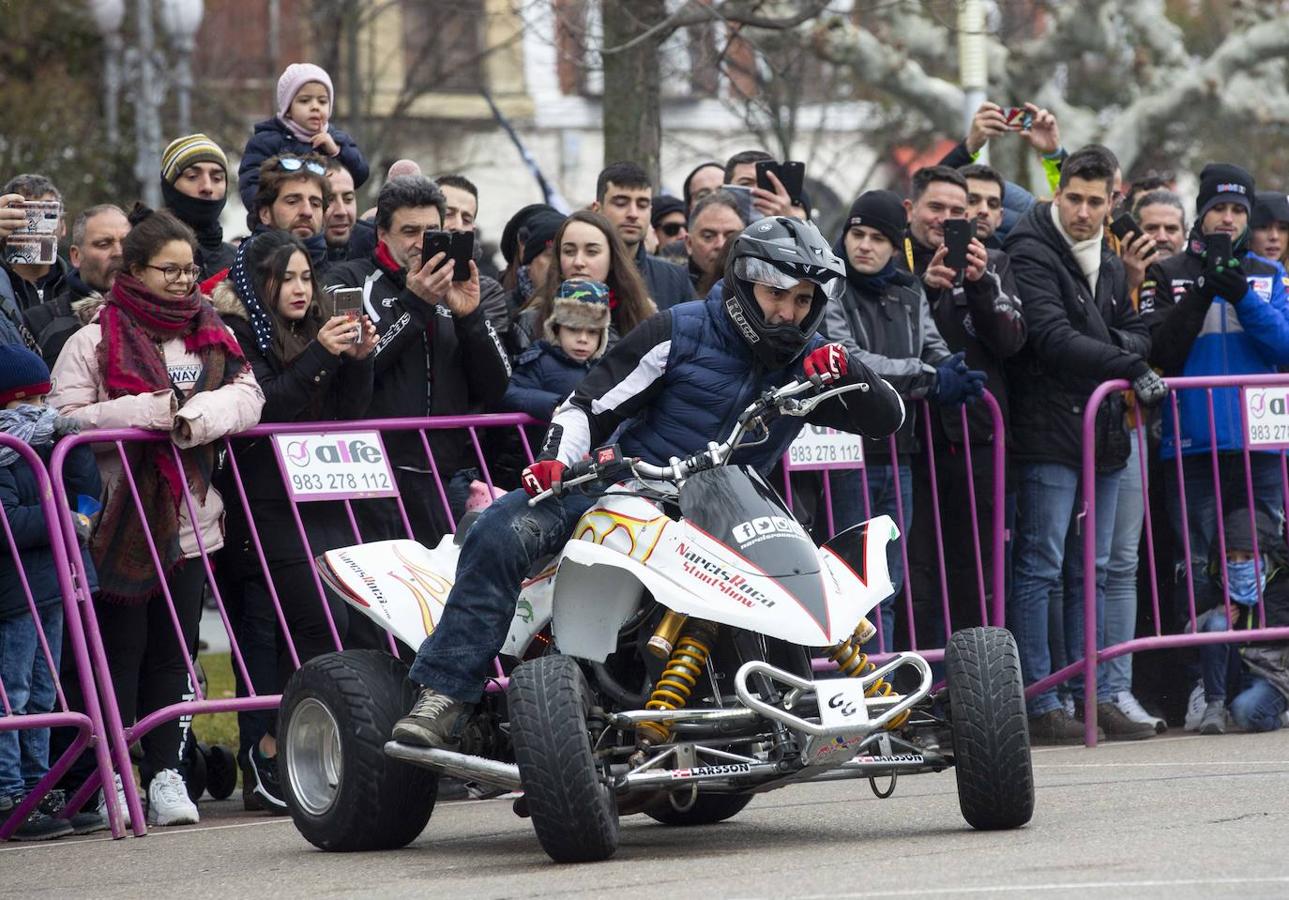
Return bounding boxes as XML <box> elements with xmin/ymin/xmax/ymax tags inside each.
<box><xmin>527</xmin><ymin>375</ymin><xmax>868</xmax><ymax>506</ymax></box>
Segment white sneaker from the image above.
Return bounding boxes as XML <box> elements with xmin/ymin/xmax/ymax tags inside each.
<box><xmin>1112</xmin><ymin>690</ymin><xmax>1167</xmax><ymax>733</ymax></box>
<box><xmin>96</xmin><ymin>773</ymin><xmax>131</xmax><ymax>828</ymax></box>
<box><xmin>146</xmin><ymin>769</ymin><xmax>199</xmax><ymax>826</ymax></box>
<box><xmin>1061</xmin><ymin>695</ymin><xmax>1075</xmax><ymax>718</ymax></box>
<box><xmin>1184</xmin><ymin>681</ymin><xmax>1206</xmax><ymax>732</ymax></box>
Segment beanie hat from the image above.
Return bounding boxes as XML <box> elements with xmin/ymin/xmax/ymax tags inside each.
<box><xmin>544</xmin><ymin>279</ymin><xmax>611</xmax><ymax>359</ymax></box>
<box><xmin>0</xmin><ymin>345</ymin><xmax>51</xmax><ymax>407</ymax></box>
<box><xmin>1196</xmin><ymin>163</ymin><xmax>1254</xmax><ymax>221</ymax></box>
<box><xmin>521</xmin><ymin>210</ymin><xmax>567</xmax><ymax>266</ymax></box>
<box><xmin>277</xmin><ymin>63</ymin><xmax>334</xmax><ymax>120</ymax></box>
<box><xmin>161</xmin><ymin>134</ymin><xmax>229</xmax><ymax>184</ymax></box>
<box><xmin>844</xmin><ymin>190</ymin><xmax>906</xmax><ymax>247</ymax></box>
<box><xmin>651</xmin><ymin>195</ymin><xmax>686</xmax><ymax>228</ymax></box>
<box><xmin>502</xmin><ymin>203</ymin><xmax>557</xmax><ymax>266</ymax></box>
<box><xmin>1251</xmin><ymin>190</ymin><xmax>1289</xmax><ymax>229</ymax></box>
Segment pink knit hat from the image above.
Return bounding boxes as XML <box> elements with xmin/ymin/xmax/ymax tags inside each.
<box><xmin>276</xmin><ymin>63</ymin><xmax>334</xmax><ymax>121</ymax></box>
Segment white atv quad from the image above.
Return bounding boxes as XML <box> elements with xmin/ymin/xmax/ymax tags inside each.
<box><xmin>278</xmin><ymin>378</ymin><xmax>1034</xmax><ymax>861</ymax></box>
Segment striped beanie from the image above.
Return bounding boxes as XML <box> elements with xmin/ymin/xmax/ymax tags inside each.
<box><xmin>161</xmin><ymin>134</ymin><xmax>229</xmax><ymax>185</ymax></box>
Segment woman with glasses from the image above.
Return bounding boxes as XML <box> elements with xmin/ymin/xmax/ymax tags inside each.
<box><xmin>50</xmin><ymin>206</ymin><xmax>265</xmax><ymax>827</ymax></box>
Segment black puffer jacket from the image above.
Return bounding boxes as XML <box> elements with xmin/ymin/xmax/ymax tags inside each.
<box><xmin>1003</xmin><ymin>202</ymin><xmax>1151</xmax><ymax>472</ymax></box>
<box><xmin>322</xmin><ymin>247</ymin><xmax>511</xmax><ymax>474</ymax></box>
<box><xmin>213</xmin><ymin>282</ymin><xmax>375</xmax><ymax>568</ymax></box>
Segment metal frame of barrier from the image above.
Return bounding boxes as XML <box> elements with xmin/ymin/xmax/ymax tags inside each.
<box><xmin>1066</xmin><ymin>374</ymin><xmax>1289</xmax><ymax>746</ymax></box>
<box><xmin>48</xmin><ymin>413</ymin><xmax>542</xmax><ymax>838</ymax></box>
<box><xmin>0</xmin><ymin>435</ymin><xmax>119</xmax><ymax>841</ymax></box>
<box><xmin>792</xmin><ymin>392</ymin><xmax>1008</xmax><ymax>662</ymax></box>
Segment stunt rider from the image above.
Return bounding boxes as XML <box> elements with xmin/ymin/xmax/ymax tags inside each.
<box><xmin>393</xmin><ymin>217</ymin><xmax>907</xmax><ymax>748</ymax></box>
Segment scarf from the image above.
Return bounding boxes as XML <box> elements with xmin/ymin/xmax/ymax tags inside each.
<box><xmin>91</xmin><ymin>273</ymin><xmax>246</xmax><ymax>603</ymax></box>
<box><xmin>1051</xmin><ymin>202</ymin><xmax>1104</xmax><ymax>292</ymax></box>
<box><xmin>228</xmin><ymin>236</ymin><xmax>276</xmax><ymax>356</ymax></box>
<box><xmin>276</xmin><ymin>113</ymin><xmax>323</xmax><ymax>144</ymax></box>
<box><xmin>0</xmin><ymin>405</ymin><xmax>77</xmax><ymax>467</ymax></box>
<box><xmin>161</xmin><ymin>179</ymin><xmax>227</xmax><ymax>252</ymax></box>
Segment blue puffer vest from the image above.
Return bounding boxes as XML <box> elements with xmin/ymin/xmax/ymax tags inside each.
<box><xmin>617</xmin><ymin>296</ymin><xmax>822</xmax><ymax>473</ymax></box>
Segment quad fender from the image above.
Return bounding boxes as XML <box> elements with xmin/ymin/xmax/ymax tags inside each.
<box><xmin>819</xmin><ymin>515</ymin><xmax>899</xmax><ymax>624</ymax></box>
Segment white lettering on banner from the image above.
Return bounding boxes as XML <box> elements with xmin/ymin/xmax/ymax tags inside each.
<box><xmin>785</xmin><ymin>424</ymin><xmax>864</xmax><ymax>471</ymax></box>
<box><xmin>1243</xmin><ymin>387</ymin><xmax>1289</xmax><ymax>449</ymax></box>
<box><xmin>271</xmin><ymin>431</ymin><xmax>400</xmax><ymax>502</ymax></box>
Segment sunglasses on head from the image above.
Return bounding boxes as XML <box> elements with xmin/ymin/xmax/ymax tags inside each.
<box><xmin>659</xmin><ymin>222</ymin><xmax>686</xmax><ymax>237</ymax></box>
<box><xmin>273</xmin><ymin>157</ymin><xmax>327</xmax><ymax>176</ymax></box>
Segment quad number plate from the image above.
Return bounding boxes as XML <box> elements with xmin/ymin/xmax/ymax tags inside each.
<box><xmin>816</xmin><ymin>678</ymin><xmax>871</xmax><ymax>731</ymax></box>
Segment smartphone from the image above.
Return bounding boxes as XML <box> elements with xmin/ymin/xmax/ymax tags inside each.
<box><xmin>1003</xmin><ymin>107</ymin><xmax>1034</xmax><ymax>131</ymax></box>
<box><xmin>449</xmin><ymin>231</ymin><xmax>474</xmax><ymax>282</ymax></box>
<box><xmin>943</xmin><ymin>219</ymin><xmax>973</xmax><ymax>270</ymax></box>
<box><xmin>1109</xmin><ymin>213</ymin><xmax>1143</xmax><ymax>244</ymax></box>
<box><xmin>1206</xmin><ymin>232</ymin><xmax>1233</xmax><ymax>262</ymax></box>
<box><xmin>755</xmin><ymin>160</ymin><xmax>806</xmax><ymax>206</ymax></box>
<box><xmin>330</xmin><ymin>286</ymin><xmax>363</xmax><ymax>345</ymax></box>
<box><xmin>422</xmin><ymin>230</ymin><xmax>453</xmax><ymax>270</ymax></box>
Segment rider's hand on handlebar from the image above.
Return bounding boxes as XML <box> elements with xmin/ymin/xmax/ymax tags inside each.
<box><xmin>803</xmin><ymin>342</ymin><xmax>849</xmax><ymax>384</ymax></box>
<box><xmin>521</xmin><ymin>460</ymin><xmax>566</xmax><ymax>497</ymax></box>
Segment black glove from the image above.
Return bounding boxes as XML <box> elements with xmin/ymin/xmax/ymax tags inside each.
<box><xmin>1131</xmin><ymin>368</ymin><xmax>1169</xmax><ymax>408</ymax></box>
<box><xmin>930</xmin><ymin>351</ymin><xmax>988</xmax><ymax>406</ymax></box>
<box><xmin>1196</xmin><ymin>253</ymin><xmax>1248</xmax><ymax>303</ymax></box>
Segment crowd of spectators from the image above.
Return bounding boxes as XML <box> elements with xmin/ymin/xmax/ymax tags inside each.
<box><xmin>1</xmin><ymin>63</ymin><xmax>1287</xmax><ymax>841</ymax></box>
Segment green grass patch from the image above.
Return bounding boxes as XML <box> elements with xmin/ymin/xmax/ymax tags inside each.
<box><xmin>194</xmin><ymin>652</ymin><xmax>243</xmax><ymax>751</ymax></box>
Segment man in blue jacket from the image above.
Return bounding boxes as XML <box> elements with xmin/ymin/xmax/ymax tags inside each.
<box><xmin>1140</xmin><ymin>163</ymin><xmax>1289</xmax><ymax>602</ymax></box>
<box><xmin>391</xmin><ymin>217</ymin><xmax>906</xmax><ymax>748</ymax></box>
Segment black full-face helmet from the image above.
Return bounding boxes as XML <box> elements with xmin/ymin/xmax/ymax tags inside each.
<box><xmin>722</xmin><ymin>216</ymin><xmax>846</xmax><ymax>370</ymax></box>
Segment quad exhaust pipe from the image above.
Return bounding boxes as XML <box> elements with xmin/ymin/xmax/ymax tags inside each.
<box><xmin>385</xmin><ymin>741</ymin><xmax>523</xmax><ymax>792</ymax></box>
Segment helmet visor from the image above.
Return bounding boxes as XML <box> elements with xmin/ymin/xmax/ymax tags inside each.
<box><xmin>734</xmin><ymin>256</ymin><xmax>844</xmax><ymax>302</ymax></box>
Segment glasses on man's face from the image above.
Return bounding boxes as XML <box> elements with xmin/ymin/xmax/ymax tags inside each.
<box><xmin>145</xmin><ymin>263</ymin><xmax>201</xmax><ymax>284</ymax></box>
<box><xmin>659</xmin><ymin>222</ymin><xmax>686</xmax><ymax>237</ymax></box>
<box><xmin>273</xmin><ymin>157</ymin><xmax>327</xmax><ymax>176</ymax></box>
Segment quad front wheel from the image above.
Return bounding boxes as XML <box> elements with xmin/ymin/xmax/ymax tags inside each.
<box><xmin>945</xmin><ymin>627</ymin><xmax>1034</xmax><ymax>830</ymax></box>
<box><xmin>279</xmin><ymin>650</ymin><xmax>439</xmax><ymax>851</ymax></box>
<box><xmin>508</xmin><ymin>654</ymin><xmax>619</xmax><ymax>862</ymax></box>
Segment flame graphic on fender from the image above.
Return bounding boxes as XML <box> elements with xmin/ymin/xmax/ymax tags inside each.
<box><xmin>575</xmin><ymin>509</ymin><xmax>668</xmax><ymax>563</ymax></box>
<box><xmin>388</xmin><ymin>545</ymin><xmax>454</xmax><ymax>635</ymax></box>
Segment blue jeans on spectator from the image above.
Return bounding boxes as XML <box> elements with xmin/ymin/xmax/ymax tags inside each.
<box><xmin>409</xmin><ymin>489</ymin><xmax>595</xmax><ymax>702</ymax></box>
<box><xmin>1009</xmin><ymin>462</ymin><xmax>1121</xmax><ymax>716</ymax></box>
<box><xmin>1166</xmin><ymin>452</ymin><xmax>1284</xmax><ymax>605</ymax></box>
<box><xmin>1104</xmin><ymin>427</ymin><xmax>1146</xmax><ymax>695</ymax></box>
<box><xmin>0</xmin><ymin>604</ymin><xmax>64</xmax><ymax>797</ymax></box>
<box><xmin>832</xmin><ymin>464</ymin><xmax>912</xmax><ymax>650</ymax></box>
<box><xmin>1198</xmin><ymin>610</ymin><xmax>1288</xmax><ymax>730</ymax></box>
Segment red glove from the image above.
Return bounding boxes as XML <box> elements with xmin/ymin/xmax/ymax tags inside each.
<box><xmin>521</xmin><ymin>459</ymin><xmax>566</xmax><ymax>497</ymax></box>
<box><xmin>803</xmin><ymin>342</ymin><xmax>849</xmax><ymax>383</ymax></box>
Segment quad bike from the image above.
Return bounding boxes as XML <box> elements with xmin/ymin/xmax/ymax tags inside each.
<box><xmin>278</xmin><ymin>377</ymin><xmax>1034</xmax><ymax>861</ymax></box>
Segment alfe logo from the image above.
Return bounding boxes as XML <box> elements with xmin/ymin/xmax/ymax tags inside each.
<box><xmin>285</xmin><ymin>437</ymin><xmax>384</xmax><ymax>468</ymax></box>
<box><xmin>1248</xmin><ymin>391</ymin><xmax>1289</xmax><ymax>419</ymax></box>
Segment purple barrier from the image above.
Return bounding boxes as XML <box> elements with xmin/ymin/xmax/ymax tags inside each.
<box><xmin>1068</xmin><ymin>374</ymin><xmax>1289</xmax><ymax>746</ymax></box>
<box><xmin>0</xmin><ymin>435</ymin><xmax>119</xmax><ymax>841</ymax></box>
<box><xmin>792</xmin><ymin>391</ymin><xmax>1008</xmax><ymax>659</ymax></box>
<box><xmin>49</xmin><ymin>413</ymin><xmax>542</xmax><ymax>837</ymax></box>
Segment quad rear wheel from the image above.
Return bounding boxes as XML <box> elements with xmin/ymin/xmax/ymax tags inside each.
<box><xmin>945</xmin><ymin>627</ymin><xmax>1034</xmax><ymax>830</ymax></box>
<box><xmin>279</xmin><ymin>650</ymin><xmax>438</xmax><ymax>851</ymax></box>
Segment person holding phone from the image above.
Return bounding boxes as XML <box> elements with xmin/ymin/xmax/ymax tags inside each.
<box><xmin>1140</xmin><ymin>163</ymin><xmax>1289</xmax><ymax>614</ymax></box>
<box><xmin>212</xmin><ymin>229</ymin><xmax>376</xmax><ymax>811</ymax></box>
<box><xmin>896</xmin><ymin>166</ymin><xmax>1025</xmax><ymax>647</ymax></box>
<box><xmin>323</xmin><ymin>176</ymin><xmax>510</xmax><ymax>547</ymax></box>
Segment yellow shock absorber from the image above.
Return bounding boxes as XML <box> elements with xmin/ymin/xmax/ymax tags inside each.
<box><xmin>636</xmin><ymin>620</ymin><xmax>717</xmax><ymax>749</ymax></box>
<box><xmin>827</xmin><ymin>618</ymin><xmax>909</xmax><ymax>729</ymax></box>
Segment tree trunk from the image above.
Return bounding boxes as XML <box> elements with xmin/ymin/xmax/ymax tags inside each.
<box><xmin>601</xmin><ymin>0</ymin><xmax>666</xmax><ymax>185</ymax></box>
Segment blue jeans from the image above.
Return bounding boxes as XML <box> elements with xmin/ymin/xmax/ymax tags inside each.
<box><xmin>0</xmin><ymin>604</ymin><xmax>64</xmax><ymax>797</ymax></box>
<box><xmin>1103</xmin><ymin>428</ymin><xmax>1145</xmax><ymax>695</ymax></box>
<box><xmin>1009</xmin><ymin>462</ymin><xmax>1121</xmax><ymax>715</ymax></box>
<box><xmin>409</xmin><ymin>489</ymin><xmax>595</xmax><ymax>702</ymax></box>
<box><xmin>1166</xmin><ymin>452</ymin><xmax>1284</xmax><ymax>605</ymax></box>
<box><xmin>1198</xmin><ymin>610</ymin><xmax>1288</xmax><ymax>730</ymax></box>
<box><xmin>832</xmin><ymin>464</ymin><xmax>912</xmax><ymax>650</ymax></box>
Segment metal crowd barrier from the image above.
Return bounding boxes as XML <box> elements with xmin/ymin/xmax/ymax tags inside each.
<box><xmin>1064</xmin><ymin>374</ymin><xmax>1289</xmax><ymax>745</ymax></box>
<box><xmin>0</xmin><ymin>435</ymin><xmax>119</xmax><ymax>841</ymax></box>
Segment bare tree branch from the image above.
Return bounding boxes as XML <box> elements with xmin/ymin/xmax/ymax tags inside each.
<box><xmin>599</xmin><ymin>0</ymin><xmax>833</xmax><ymax>55</ymax></box>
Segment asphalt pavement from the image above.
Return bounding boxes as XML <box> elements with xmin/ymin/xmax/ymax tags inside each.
<box><xmin>4</xmin><ymin>731</ymin><xmax>1288</xmax><ymax>899</ymax></box>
